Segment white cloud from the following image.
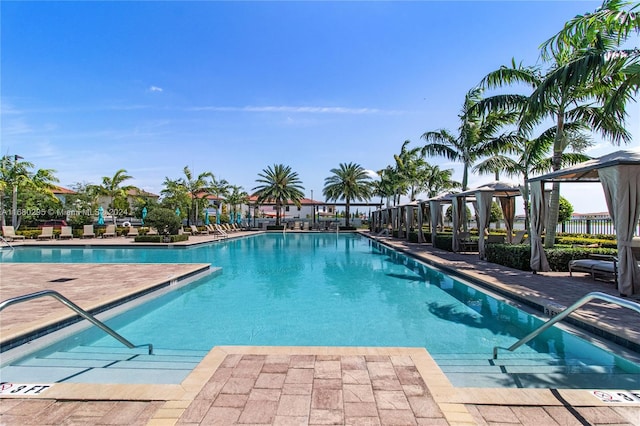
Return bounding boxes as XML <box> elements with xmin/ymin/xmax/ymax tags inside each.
<box><xmin>149</xmin><ymin>86</ymin><xmax>163</xmax><ymax>92</ymax></box>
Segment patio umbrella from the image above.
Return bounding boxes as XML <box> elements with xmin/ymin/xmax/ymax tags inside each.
<box><xmin>237</xmin><ymin>212</ymin><xmax>242</xmax><ymax>225</ymax></box>
<box><xmin>175</xmin><ymin>207</ymin><xmax>180</xmax><ymax>217</ymax></box>
<box><xmin>141</xmin><ymin>207</ymin><xmax>147</xmax><ymax>225</ymax></box>
<box><xmin>97</xmin><ymin>206</ymin><xmax>105</xmax><ymax>225</ymax></box>
<box><xmin>216</xmin><ymin>208</ymin><xmax>221</xmax><ymax>224</ymax></box>
<box><xmin>205</xmin><ymin>212</ymin><xmax>210</xmax><ymax>225</ymax></box>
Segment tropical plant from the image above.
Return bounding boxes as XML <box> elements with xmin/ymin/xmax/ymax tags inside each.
<box><xmin>178</xmin><ymin>166</ymin><xmax>215</xmax><ymax>226</ymax></box>
<box><xmin>98</xmin><ymin>169</ymin><xmax>136</xmax><ymax>223</ymax></box>
<box><xmin>160</xmin><ymin>177</ymin><xmax>190</xmax><ymax>216</ymax></box>
<box><xmin>558</xmin><ymin>196</ymin><xmax>574</xmax><ymax>223</ymax></box>
<box><xmin>478</xmin><ymin>46</ymin><xmax>630</xmax><ymax>247</ymax></box>
<box><xmin>393</xmin><ymin>140</ymin><xmax>430</xmax><ymax>201</ymax></box>
<box><xmin>323</xmin><ymin>162</ymin><xmax>372</xmax><ymax>227</ymax></box>
<box><xmin>0</xmin><ymin>155</ymin><xmax>59</xmax><ymax>228</ymax></box>
<box><xmin>252</xmin><ymin>164</ymin><xmax>305</xmax><ymax>226</ymax></box>
<box><xmin>225</xmin><ymin>185</ymin><xmax>249</xmax><ymax>223</ymax></box>
<box><xmin>538</xmin><ymin>0</ymin><xmax>639</xmax><ymax>119</ymax></box>
<box><xmin>144</xmin><ymin>207</ymin><xmax>182</xmax><ymax>236</ymax></box>
<box><xmin>422</xmin><ymin>164</ymin><xmax>461</xmax><ymax>199</ymax></box>
<box><xmin>374</xmin><ymin>166</ymin><xmax>400</xmax><ymax>207</ymax></box>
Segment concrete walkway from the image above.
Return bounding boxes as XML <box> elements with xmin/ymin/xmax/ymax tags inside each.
<box><xmin>0</xmin><ymin>231</ymin><xmax>638</xmax><ymax>425</ymax></box>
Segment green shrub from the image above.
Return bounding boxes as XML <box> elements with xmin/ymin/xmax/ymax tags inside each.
<box><xmin>434</xmin><ymin>234</ymin><xmax>454</xmax><ymax>251</ymax></box>
<box><xmin>266</xmin><ymin>225</ymin><xmax>284</xmax><ymax>230</ymax></box>
<box><xmin>408</xmin><ymin>232</ymin><xmax>418</xmax><ymax>243</ymax></box>
<box><xmin>134</xmin><ymin>234</ymin><xmax>189</xmax><ymax>243</ymax></box>
<box><xmin>554</xmin><ymin>236</ymin><xmax>617</xmax><ymax>248</ymax></box>
<box><xmin>145</xmin><ymin>208</ymin><xmax>182</xmax><ymax>235</ymax></box>
<box><xmin>545</xmin><ymin>247</ymin><xmax>617</xmax><ymax>271</ymax></box>
<box><xmin>340</xmin><ymin>226</ymin><xmax>357</xmax><ymax>231</ymax></box>
<box><xmin>485</xmin><ymin>244</ymin><xmax>531</xmax><ymax>271</ymax></box>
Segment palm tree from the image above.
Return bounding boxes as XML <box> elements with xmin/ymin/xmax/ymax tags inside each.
<box><xmin>478</xmin><ymin>52</ymin><xmax>630</xmax><ymax>247</ymax></box>
<box><xmin>323</xmin><ymin>162</ymin><xmax>372</xmax><ymax>227</ymax></box>
<box><xmin>99</xmin><ymin>169</ymin><xmax>136</xmax><ymax>223</ymax></box>
<box><xmin>538</xmin><ymin>0</ymin><xmax>639</xmax><ymax>120</ymax></box>
<box><xmin>393</xmin><ymin>141</ymin><xmax>430</xmax><ymax>201</ymax></box>
<box><xmin>160</xmin><ymin>177</ymin><xmax>190</xmax><ymax>215</ymax></box>
<box><xmin>178</xmin><ymin>166</ymin><xmax>215</xmax><ymax>226</ymax></box>
<box><xmin>422</xmin><ymin>164</ymin><xmax>460</xmax><ymax>199</ymax></box>
<box><xmin>252</xmin><ymin>164</ymin><xmax>305</xmax><ymax>226</ymax></box>
<box><xmin>421</xmin><ymin>88</ymin><xmax>518</xmax><ymax>192</ymax></box>
<box><xmin>0</xmin><ymin>156</ymin><xmax>59</xmax><ymax>228</ymax></box>
<box><xmin>225</xmin><ymin>185</ymin><xmax>249</xmax><ymax>224</ymax></box>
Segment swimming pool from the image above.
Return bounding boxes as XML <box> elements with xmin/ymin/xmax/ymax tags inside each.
<box><xmin>1</xmin><ymin>233</ymin><xmax>639</xmax><ymax>388</ymax></box>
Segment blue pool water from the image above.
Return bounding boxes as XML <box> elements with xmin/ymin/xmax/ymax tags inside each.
<box><xmin>2</xmin><ymin>233</ymin><xmax>639</xmax><ymax>388</ymax></box>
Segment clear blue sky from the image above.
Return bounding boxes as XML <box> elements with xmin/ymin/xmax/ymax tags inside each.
<box><xmin>2</xmin><ymin>1</ymin><xmax>638</xmax><ymax>214</ymax></box>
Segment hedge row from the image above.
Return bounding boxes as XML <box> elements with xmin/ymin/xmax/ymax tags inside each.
<box><xmin>133</xmin><ymin>234</ymin><xmax>189</xmax><ymax>243</ymax></box>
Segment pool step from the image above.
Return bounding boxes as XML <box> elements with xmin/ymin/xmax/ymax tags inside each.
<box><xmin>0</xmin><ymin>346</ymin><xmax>209</xmax><ymax>385</ymax></box>
<box><xmin>432</xmin><ymin>353</ymin><xmax>638</xmax><ymax>389</ymax></box>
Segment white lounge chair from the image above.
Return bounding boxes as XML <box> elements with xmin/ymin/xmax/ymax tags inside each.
<box><xmin>190</xmin><ymin>225</ymin><xmax>208</xmax><ymax>235</ymax></box>
<box><xmin>38</xmin><ymin>226</ymin><xmax>54</xmax><ymax>240</ymax></box>
<box><xmin>82</xmin><ymin>225</ymin><xmax>95</xmax><ymax>238</ymax></box>
<box><xmin>569</xmin><ymin>254</ymin><xmax>618</xmax><ymax>284</ymax></box>
<box><xmin>59</xmin><ymin>226</ymin><xmax>74</xmax><ymax>239</ymax></box>
<box><xmin>126</xmin><ymin>226</ymin><xmax>139</xmax><ymax>237</ymax></box>
<box><xmin>2</xmin><ymin>226</ymin><xmax>25</xmax><ymax>241</ymax></box>
<box><xmin>102</xmin><ymin>224</ymin><xmax>117</xmax><ymax>238</ymax></box>
<box><xmin>214</xmin><ymin>224</ymin><xmax>229</xmax><ymax>239</ymax></box>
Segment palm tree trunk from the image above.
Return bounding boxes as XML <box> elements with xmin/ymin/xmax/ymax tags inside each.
<box><xmin>345</xmin><ymin>198</ymin><xmax>351</xmax><ymax>227</ymax></box>
<box><xmin>544</xmin><ymin>116</ymin><xmax>565</xmax><ymax>248</ymax></box>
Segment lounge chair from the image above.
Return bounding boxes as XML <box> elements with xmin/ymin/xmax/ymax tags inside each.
<box><xmin>2</xmin><ymin>226</ymin><xmax>26</xmax><ymax>241</ymax></box>
<box><xmin>82</xmin><ymin>225</ymin><xmax>95</xmax><ymax>238</ymax></box>
<box><xmin>102</xmin><ymin>224</ymin><xmax>117</xmax><ymax>238</ymax></box>
<box><xmin>179</xmin><ymin>226</ymin><xmax>191</xmax><ymax>236</ymax></box>
<box><xmin>486</xmin><ymin>234</ymin><xmax>505</xmax><ymax>244</ymax></box>
<box><xmin>213</xmin><ymin>224</ymin><xmax>229</xmax><ymax>239</ymax></box>
<box><xmin>190</xmin><ymin>225</ymin><xmax>208</xmax><ymax>235</ymax></box>
<box><xmin>146</xmin><ymin>227</ymin><xmax>159</xmax><ymax>236</ymax></box>
<box><xmin>511</xmin><ymin>230</ymin><xmax>526</xmax><ymax>244</ymax></box>
<box><xmin>569</xmin><ymin>254</ymin><xmax>618</xmax><ymax>284</ymax></box>
<box><xmin>457</xmin><ymin>232</ymin><xmax>478</xmax><ymax>252</ymax></box>
<box><xmin>38</xmin><ymin>226</ymin><xmax>54</xmax><ymax>240</ymax></box>
<box><xmin>59</xmin><ymin>226</ymin><xmax>74</xmax><ymax>239</ymax></box>
<box><xmin>126</xmin><ymin>226</ymin><xmax>139</xmax><ymax>237</ymax></box>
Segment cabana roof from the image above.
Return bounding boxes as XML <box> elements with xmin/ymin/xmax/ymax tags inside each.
<box><xmin>528</xmin><ymin>149</ymin><xmax>640</xmax><ymax>183</ymax></box>
<box><xmin>454</xmin><ymin>181</ymin><xmax>521</xmax><ymax>198</ymax></box>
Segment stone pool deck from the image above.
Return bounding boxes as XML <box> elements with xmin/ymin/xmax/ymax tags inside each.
<box><xmin>0</xmin><ymin>231</ymin><xmax>638</xmax><ymax>425</ymax></box>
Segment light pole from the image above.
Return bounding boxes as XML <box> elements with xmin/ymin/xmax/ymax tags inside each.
<box><xmin>311</xmin><ymin>190</ymin><xmax>315</xmax><ymax>227</ymax></box>
<box><xmin>12</xmin><ymin>155</ymin><xmax>23</xmax><ymax>227</ymax></box>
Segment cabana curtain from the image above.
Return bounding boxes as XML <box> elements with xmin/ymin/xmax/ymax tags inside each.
<box><xmin>429</xmin><ymin>200</ymin><xmax>440</xmax><ymax>247</ymax></box>
<box><xmin>499</xmin><ymin>196</ymin><xmax>516</xmax><ymax>244</ymax></box>
<box><xmin>475</xmin><ymin>191</ymin><xmax>493</xmax><ymax>259</ymax></box>
<box><xmin>599</xmin><ymin>165</ymin><xmax>640</xmax><ymax>296</ymax></box>
<box><xmin>530</xmin><ymin>181</ymin><xmax>550</xmax><ymax>272</ymax></box>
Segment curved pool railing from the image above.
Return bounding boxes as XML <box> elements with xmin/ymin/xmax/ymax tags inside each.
<box><xmin>0</xmin><ymin>290</ymin><xmax>153</xmax><ymax>355</ymax></box>
<box><xmin>493</xmin><ymin>291</ymin><xmax>640</xmax><ymax>359</ymax></box>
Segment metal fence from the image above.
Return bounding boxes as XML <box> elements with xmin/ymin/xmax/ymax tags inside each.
<box><xmin>556</xmin><ymin>218</ymin><xmax>618</xmax><ymax>236</ymax></box>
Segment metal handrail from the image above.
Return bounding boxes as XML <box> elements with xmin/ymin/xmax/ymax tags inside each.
<box><xmin>493</xmin><ymin>291</ymin><xmax>640</xmax><ymax>359</ymax></box>
<box><xmin>0</xmin><ymin>236</ymin><xmax>14</xmax><ymax>250</ymax></box>
<box><xmin>0</xmin><ymin>290</ymin><xmax>153</xmax><ymax>355</ymax></box>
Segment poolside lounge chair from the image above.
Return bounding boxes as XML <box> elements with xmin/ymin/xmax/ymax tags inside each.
<box><xmin>82</xmin><ymin>225</ymin><xmax>95</xmax><ymax>238</ymax></box>
<box><xmin>102</xmin><ymin>224</ymin><xmax>117</xmax><ymax>238</ymax></box>
<box><xmin>147</xmin><ymin>227</ymin><xmax>159</xmax><ymax>236</ymax></box>
<box><xmin>457</xmin><ymin>232</ymin><xmax>478</xmax><ymax>252</ymax></box>
<box><xmin>569</xmin><ymin>254</ymin><xmax>618</xmax><ymax>284</ymax></box>
<box><xmin>126</xmin><ymin>226</ymin><xmax>139</xmax><ymax>237</ymax></box>
<box><xmin>511</xmin><ymin>230</ymin><xmax>526</xmax><ymax>244</ymax></box>
<box><xmin>2</xmin><ymin>226</ymin><xmax>26</xmax><ymax>241</ymax></box>
<box><xmin>38</xmin><ymin>226</ymin><xmax>54</xmax><ymax>240</ymax></box>
<box><xmin>179</xmin><ymin>226</ymin><xmax>191</xmax><ymax>236</ymax></box>
<box><xmin>59</xmin><ymin>226</ymin><xmax>74</xmax><ymax>239</ymax></box>
<box><xmin>213</xmin><ymin>224</ymin><xmax>229</xmax><ymax>239</ymax></box>
<box><xmin>190</xmin><ymin>225</ymin><xmax>208</xmax><ymax>235</ymax></box>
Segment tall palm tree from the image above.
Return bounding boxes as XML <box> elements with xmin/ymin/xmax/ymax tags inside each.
<box><xmin>252</xmin><ymin>164</ymin><xmax>305</xmax><ymax>226</ymax></box>
<box><xmin>478</xmin><ymin>52</ymin><xmax>630</xmax><ymax>247</ymax></box>
<box><xmin>99</xmin><ymin>169</ymin><xmax>136</xmax><ymax>223</ymax></box>
<box><xmin>323</xmin><ymin>162</ymin><xmax>372</xmax><ymax>227</ymax></box>
<box><xmin>421</xmin><ymin>88</ymin><xmax>518</xmax><ymax>192</ymax></box>
<box><xmin>225</xmin><ymin>185</ymin><xmax>249</xmax><ymax>224</ymax></box>
<box><xmin>393</xmin><ymin>140</ymin><xmax>430</xmax><ymax>201</ymax></box>
<box><xmin>422</xmin><ymin>164</ymin><xmax>460</xmax><ymax>199</ymax></box>
<box><xmin>538</xmin><ymin>0</ymin><xmax>639</xmax><ymax>119</ymax></box>
<box><xmin>179</xmin><ymin>166</ymin><xmax>215</xmax><ymax>226</ymax></box>
<box><xmin>373</xmin><ymin>166</ymin><xmax>397</xmax><ymax>207</ymax></box>
<box><xmin>160</xmin><ymin>177</ymin><xmax>190</xmax><ymax>215</ymax></box>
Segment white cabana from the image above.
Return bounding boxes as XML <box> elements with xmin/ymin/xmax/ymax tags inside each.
<box><xmin>527</xmin><ymin>149</ymin><xmax>640</xmax><ymax>297</ymax></box>
<box><xmin>454</xmin><ymin>181</ymin><xmax>522</xmax><ymax>259</ymax></box>
<box><xmin>425</xmin><ymin>192</ymin><xmax>457</xmax><ymax>249</ymax></box>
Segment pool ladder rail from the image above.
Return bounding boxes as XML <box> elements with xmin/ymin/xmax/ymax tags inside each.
<box><xmin>0</xmin><ymin>290</ymin><xmax>153</xmax><ymax>355</ymax></box>
<box><xmin>493</xmin><ymin>291</ymin><xmax>640</xmax><ymax>359</ymax></box>
<box><xmin>0</xmin><ymin>236</ymin><xmax>14</xmax><ymax>250</ymax></box>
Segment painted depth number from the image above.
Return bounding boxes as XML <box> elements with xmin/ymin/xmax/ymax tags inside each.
<box><xmin>590</xmin><ymin>390</ymin><xmax>640</xmax><ymax>403</ymax></box>
<box><xmin>0</xmin><ymin>382</ymin><xmax>51</xmax><ymax>396</ymax></box>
